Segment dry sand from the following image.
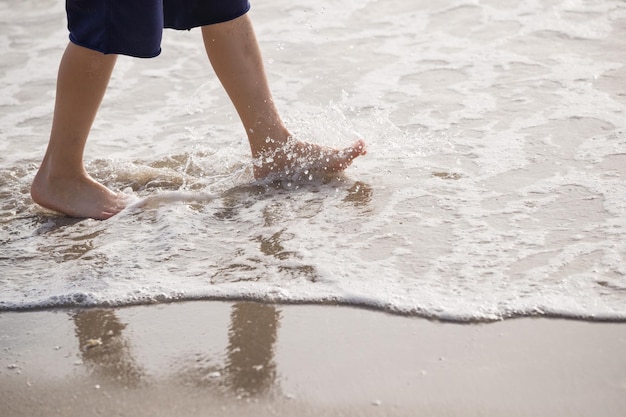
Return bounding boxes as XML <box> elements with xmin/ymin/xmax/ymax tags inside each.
<box><xmin>1</xmin><ymin>301</ymin><xmax>625</xmax><ymax>417</ymax></box>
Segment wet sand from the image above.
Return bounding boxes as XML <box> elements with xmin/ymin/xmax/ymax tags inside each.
<box><xmin>1</xmin><ymin>301</ymin><xmax>625</xmax><ymax>417</ymax></box>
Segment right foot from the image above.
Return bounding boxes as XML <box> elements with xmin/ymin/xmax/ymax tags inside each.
<box><xmin>252</xmin><ymin>138</ymin><xmax>367</xmax><ymax>179</ymax></box>
<box><xmin>31</xmin><ymin>171</ymin><xmax>128</xmax><ymax>220</ymax></box>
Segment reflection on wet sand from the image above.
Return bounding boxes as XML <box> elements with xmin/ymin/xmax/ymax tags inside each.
<box><xmin>225</xmin><ymin>302</ymin><xmax>280</xmax><ymax>397</ymax></box>
<box><xmin>72</xmin><ymin>302</ymin><xmax>280</xmax><ymax>398</ymax></box>
<box><xmin>73</xmin><ymin>309</ymin><xmax>143</xmax><ymax>386</ymax></box>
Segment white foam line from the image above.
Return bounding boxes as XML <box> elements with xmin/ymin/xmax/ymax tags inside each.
<box><xmin>124</xmin><ymin>191</ymin><xmax>218</xmax><ymax>211</ymax></box>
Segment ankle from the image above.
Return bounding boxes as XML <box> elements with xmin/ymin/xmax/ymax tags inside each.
<box><xmin>35</xmin><ymin>158</ymin><xmax>87</xmax><ymax>182</ymax></box>
<box><xmin>247</xmin><ymin>120</ymin><xmax>291</xmax><ymax>157</ymax></box>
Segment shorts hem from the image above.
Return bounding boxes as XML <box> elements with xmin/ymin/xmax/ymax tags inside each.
<box><xmin>69</xmin><ymin>36</ymin><xmax>162</xmax><ymax>59</ymax></box>
<box><xmin>164</xmin><ymin>4</ymin><xmax>251</xmax><ymax>31</ymax></box>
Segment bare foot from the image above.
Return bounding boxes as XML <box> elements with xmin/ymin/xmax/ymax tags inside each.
<box><xmin>31</xmin><ymin>169</ymin><xmax>128</xmax><ymax>220</ymax></box>
<box><xmin>252</xmin><ymin>139</ymin><xmax>367</xmax><ymax>179</ymax></box>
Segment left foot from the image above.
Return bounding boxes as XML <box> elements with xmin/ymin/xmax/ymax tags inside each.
<box><xmin>31</xmin><ymin>168</ymin><xmax>129</xmax><ymax>220</ymax></box>
<box><xmin>252</xmin><ymin>139</ymin><xmax>367</xmax><ymax>179</ymax></box>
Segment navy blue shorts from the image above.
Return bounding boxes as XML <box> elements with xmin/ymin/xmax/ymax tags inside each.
<box><xmin>66</xmin><ymin>0</ymin><xmax>251</xmax><ymax>58</ymax></box>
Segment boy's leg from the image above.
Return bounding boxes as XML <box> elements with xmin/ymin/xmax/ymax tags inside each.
<box><xmin>31</xmin><ymin>42</ymin><xmax>128</xmax><ymax>220</ymax></box>
<box><xmin>201</xmin><ymin>14</ymin><xmax>366</xmax><ymax>178</ymax></box>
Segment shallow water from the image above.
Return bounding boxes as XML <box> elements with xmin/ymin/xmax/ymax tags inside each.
<box><xmin>1</xmin><ymin>0</ymin><xmax>625</xmax><ymax>321</ymax></box>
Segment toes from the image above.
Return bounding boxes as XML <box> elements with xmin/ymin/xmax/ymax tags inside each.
<box><xmin>352</xmin><ymin>139</ymin><xmax>367</xmax><ymax>156</ymax></box>
<box><xmin>342</xmin><ymin>140</ymin><xmax>367</xmax><ymax>163</ymax></box>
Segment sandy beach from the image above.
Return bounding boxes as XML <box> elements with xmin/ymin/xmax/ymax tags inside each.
<box><xmin>1</xmin><ymin>302</ymin><xmax>625</xmax><ymax>417</ymax></box>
